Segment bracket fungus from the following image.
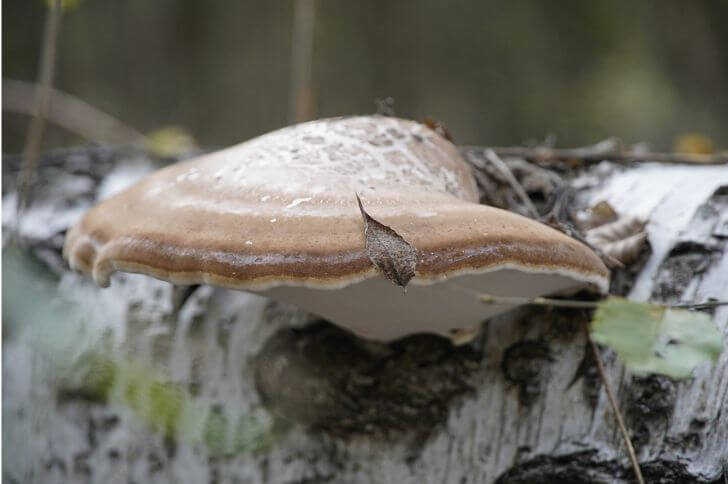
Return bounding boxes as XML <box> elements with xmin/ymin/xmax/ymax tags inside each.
<box><xmin>64</xmin><ymin>115</ymin><xmax>609</xmax><ymax>342</ymax></box>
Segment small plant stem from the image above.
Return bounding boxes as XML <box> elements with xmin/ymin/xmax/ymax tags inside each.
<box><xmin>16</xmin><ymin>0</ymin><xmax>63</xmax><ymax>221</ymax></box>
<box><xmin>478</xmin><ymin>294</ymin><xmax>728</xmax><ymax>311</ymax></box>
<box><xmin>668</xmin><ymin>301</ymin><xmax>728</xmax><ymax>309</ymax></box>
<box><xmin>479</xmin><ymin>294</ymin><xmax>600</xmax><ymax>309</ymax></box>
<box><xmin>589</xmin><ymin>338</ymin><xmax>645</xmax><ymax>484</ymax></box>
<box><xmin>289</xmin><ymin>0</ymin><xmax>317</xmax><ymax>123</ymax></box>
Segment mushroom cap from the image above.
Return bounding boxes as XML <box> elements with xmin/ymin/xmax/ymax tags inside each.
<box><xmin>65</xmin><ymin>115</ymin><xmax>609</xmax><ymax>342</ymax></box>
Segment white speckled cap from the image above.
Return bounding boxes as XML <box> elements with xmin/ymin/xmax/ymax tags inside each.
<box><xmin>64</xmin><ymin>115</ymin><xmax>609</xmax><ymax>342</ymax></box>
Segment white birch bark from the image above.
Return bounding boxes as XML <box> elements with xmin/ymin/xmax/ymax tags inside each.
<box><xmin>3</xmin><ymin>148</ymin><xmax>727</xmax><ymax>483</ymax></box>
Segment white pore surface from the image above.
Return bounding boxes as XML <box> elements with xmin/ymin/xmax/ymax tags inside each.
<box><xmin>589</xmin><ymin>163</ymin><xmax>728</xmax><ymax>301</ymax></box>
<box><xmin>262</xmin><ymin>269</ymin><xmax>587</xmax><ymax>341</ymax></box>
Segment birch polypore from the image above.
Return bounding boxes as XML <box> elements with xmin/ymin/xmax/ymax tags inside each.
<box><xmin>64</xmin><ymin>116</ymin><xmax>609</xmax><ymax>342</ymax></box>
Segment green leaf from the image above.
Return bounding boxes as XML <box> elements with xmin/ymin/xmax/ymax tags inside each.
<box><xmin>70</xmin><ymin>352</ymin><xmax>275</xmax><ymax>455</ymax></box>
<box><xmin>4</xmin><ymin>246</ymin><xmax>274</xmax><ymax>455</ymax></box>
<box><xmin>590</xmin><ymin>297</ymin><xmax>724</xmax><ymax>379</ymax></box>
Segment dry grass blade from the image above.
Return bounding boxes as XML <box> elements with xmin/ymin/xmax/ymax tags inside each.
<box><xmin>543</xmin><ymin>217</ymin><xmax>625</xmax><ymax>269</ymax></box>
<box><xmin>479</xmin><ymin>294</ymin><xmax>728</xmax><ymax>311</ymax></box>
<box><xmin>479</xmin><ymin>294</ymin><xmax>600</xmax><ymax>309</ymax></box>
<box><xmin>589</xmin><ymin>338</ymin><xmax>645</xmax><ymax>484</ymax></box>
<box><xmin>483</xmin><ymin>149</ymin><xmax>539</xmax><ymax>218</ymax></box>
<box><xmin>16</xmin><ymin>0</ymin><xmax>63</xmax><ymax>222</ymax></box>
<box><xmin>3</xmin><ymin>79</ymin><xmax>147</xmax><ymax>145</ymax></box>
<box><xmin>289</xmin><ymin>0</ymin><xmax>317</xmax><ymax>123</ymax></box>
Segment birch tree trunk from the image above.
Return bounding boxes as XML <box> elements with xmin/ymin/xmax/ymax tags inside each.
<box><xmin>3</xmin><ymin>147</ymin><xmax>727</xmax><ymax>484</ymax></box>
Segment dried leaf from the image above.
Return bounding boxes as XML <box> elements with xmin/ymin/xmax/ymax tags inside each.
<box><xmin>575</xmin><ymin>201</ymin><xmax>619</xmax><ymax>231</ymax></box>
<box><xmin>586</xmin><ymin>216</ymin><xmax>648</xmax><ymax>264</ymax></box>
<box><xmin>590</xmin><ymin>297</ymin><xmax>723</xmax><ymax>379</ymax></box>
<box><xmin>586</xmin><ymin>216</ymin><xmax>646</xmax><ymax>244</ymax></box>
<box><xmin>597</xmin><ymin>232</ymin><xmax>649</xmax><ymax>265</ymax></box>
<box><xmin>590</xmin><ymin>201</ymin><xmax>618</xmax><ymax>221</ymax></box>
<box><xmin>674</xmin><ymin>133</ymin><xmax>714</xmax><ymax>155</ymax></box>
<box><xmin>145</xmin><ymin>126</ymin><xmax>197</xmax><ymax>158</ymax></box>
<box><xmin>423</xmin><ymin>117</ymin><xmax>453</xmax><ymax>142</ymax></box>
<box><xmin>356</xmin><ymin>194</ymin><xmax>417</xmax><ymax>287</ymax></box>
<box><xmin>375</xmin><ymin>97</ymin><xmax>396</xmax><ymax>116</ymax></box>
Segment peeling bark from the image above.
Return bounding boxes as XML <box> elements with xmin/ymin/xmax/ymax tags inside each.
<box><xmin>2</xmin><ymin>149</ymin><xmax>727</xmax><ymax>483</ymax></box>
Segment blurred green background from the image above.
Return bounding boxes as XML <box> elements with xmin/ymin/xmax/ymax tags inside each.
<box><xmin>3</xmin><ymin>0</ymin><xmax>728</xmax><ymax>152</ymax></box>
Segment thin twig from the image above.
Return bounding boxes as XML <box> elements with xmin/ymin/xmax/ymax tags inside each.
<box><xmin>16</xmin><ymin>0</ymin><xmax>63</xmax><ymax>220</ymax></box>
<box><xmin>544</xmin><ymin>218</ymin><xmax>625</xmax><ymax>269</ymax></box>
<box><xmin>289</xmin><ymin>0</ymin><xmax>317</xmax><ymax>123</ymax></box>
<box><xmin>668</xmin><ymin>301</ymin><xmax>728</xmax><ymax>309</ymax></box>
<box><xmin>478</xmin><ymin>294</ymin><xmax>728</xmax><ymax>311</ymax></box>
<box><xmin>463</xmin><ymin>144</ymin><xmax>728</xmax><ymax>165</ymax></box>
<box><xmin>479</xmin><ymin>294</ymin><xmax>601</xmax><ymax>309</ymax></box>
<box><xmin>589</xmin><ymin>338</ymin><xmax>645</xmax><ymax>484</ymax></box>
<box><xmin>483</xmin><ymin>149</ymin><xmax>540</xmax><ymax>218</ymax></box>
<box><xmin>3</xmin><ymin>79</ymin><xmax>147</xmax><ymax>145</ymax></box>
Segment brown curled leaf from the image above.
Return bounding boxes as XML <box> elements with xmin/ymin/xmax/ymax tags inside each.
<box><xmin>586</xmin><ymin>216</ymin><xmax>646</xmax><ymax>245</ymax></box>
<box><xmin>356</xmin><ymin>194</ymin><xmax>417</xmax><ymax>287</ymax></box>
<box><xmin>575</xmin><ymin>201</ymin><xmax>619</xmax><ymax>231</ymax></box>
<box><xmin>586</xmin><ymin>216</ymin><xmax>649</xmax><ymax>265</ymax></box>
<box><xmin>596</xmin><ymin>232</ymin><xmax>649</xmax><ymax>265</ymax></box>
